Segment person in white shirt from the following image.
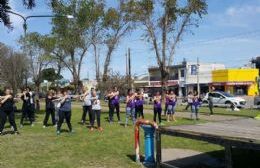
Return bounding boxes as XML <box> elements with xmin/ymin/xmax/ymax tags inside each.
<box><xmin>185</xmin><ymin>91</ymin><xmax>193</xmax><ymax>112</ymax></box>
<box><xmin>90</xmin><ymin>90</ymin><xmax>103</xmax><ymax>132</ymax></box>
<box><xmin>80</xmin><ymin>87</ymin><xmax>92</xmax><ymax>125</ymax></box>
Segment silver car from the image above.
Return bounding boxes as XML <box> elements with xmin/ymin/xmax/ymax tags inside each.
<box><xmin>202</xmin><ymin>91</ymin><xmax>246</xmax><ymax>108</ymax></box>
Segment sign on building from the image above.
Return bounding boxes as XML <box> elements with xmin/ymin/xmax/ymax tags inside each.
<box><xmin>191</xmin><ymin>65</ymin><xmax>197</xmax><ymax>75</ymax></box>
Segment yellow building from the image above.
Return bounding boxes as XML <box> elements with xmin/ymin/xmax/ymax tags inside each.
<box><xmin>211</xmin><ymin>69</ymin><xmax>259</xmax><ymax>96</ymax></box>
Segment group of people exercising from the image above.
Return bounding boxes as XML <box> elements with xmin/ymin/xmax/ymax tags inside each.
<box><xmin>0</xmin><ymin>85</ymin><xmax>203</xmax><ymax>135</ymax></box>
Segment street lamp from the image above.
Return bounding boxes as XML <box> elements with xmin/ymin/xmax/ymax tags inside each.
<box><xmin>7</xmin><ymin>10</ymin><xmax>74</xmax><ymax>35</ymax></box>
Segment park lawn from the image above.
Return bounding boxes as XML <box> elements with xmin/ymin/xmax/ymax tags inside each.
<box><xmin>0</xmin><ymin>105</ymin><xmax>223</xmax><ymax>168</ymax></box>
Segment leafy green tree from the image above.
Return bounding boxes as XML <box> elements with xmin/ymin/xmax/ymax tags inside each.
<box><xmin>20</xmin><ymin>32</ymin><xmax>51</xmax><ymax>93</ymax></box>
<box><xmin>41</xmin><ymin>68</ymin><xmax>63</xmax><ymax>83</ymax></box>
<box><xmin>51</xmin><ymin>0</ymin><xmax>100</xmax><ymax>93</ymax></box>
<box><xmin>130</xmin><ymin>0</ymin><xmax>207</xmax><ymax>94</ymax></box>
<box><xmin>102</xmin><ymin>0</ymin><xmax>135</xmax><ymax>82</ymax></box>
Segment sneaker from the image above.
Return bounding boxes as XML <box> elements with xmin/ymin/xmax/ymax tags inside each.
<box><xmin>10</xmin><ymin>126</ymin><xmax>14</xmax><ymax>131</ymax></box>
<box><xmin>90</xmin><ymin>127</ymin><xmax>94</xmax><ymax>131</ymax></box>
<box><xmin>124</xmin><ymin>124</ymin><xmax>128</xmax><ymax>128</ymax></box>
<box><xmin>43</xmin><ymin>125</ymin><xmax>46</xmax><ymax>128</ymax></box>
<box><xmin>54</xmin><ymin>124</ymin><xmax>57</xmax><ymax>128</ymax></box>
<box><xmin>20</xmin><ymin>124</ymin><xmax>23</xmax><ymax>128</ymax></box>
<box><xmin>56</xmin><ymin>131</ymin><xmax>61</xmax><ymax>135</ymax></box>
<box><xmin>31</xmin><ymin>123</ymin><xmax>34</xmax><ymax>127</ymax></box>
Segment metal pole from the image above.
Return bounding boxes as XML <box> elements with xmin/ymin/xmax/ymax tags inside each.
<box><xmin>128</xmin><ymin>48</ymin><xmax>132</xmax><ymax>89</ymax></box>
<box><xmin>197</xmin><ymin>57</ymin><xmax>200</xmax><ymax>95</ymax></box>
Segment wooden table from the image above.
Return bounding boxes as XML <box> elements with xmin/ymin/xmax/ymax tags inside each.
<box><xmin>156</xmin><ymin>118</ymin><xmax>260</xmax><ymax>168</ymax></box>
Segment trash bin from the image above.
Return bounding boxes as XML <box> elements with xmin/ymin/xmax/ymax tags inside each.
<box><xmin>142</xmin><ymin>125</ymin><xmax>155</xmax><ymax>164</ymax></box>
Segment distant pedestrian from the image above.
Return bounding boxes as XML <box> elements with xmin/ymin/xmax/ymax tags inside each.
<box><xmin>191</xmin><ymin>92</ymin><xmax>201</xmax><ymax>120</ymax></box>
<box><xmin>167</xmin><ymin>90</ymin><xmax>177</xmax><ymax>122</ymax></box>
<box><xmin>80</xmin><ymin>87</ymin><xmax>92</xmax><ymax>125</ymax></box>
<box><xmin>208</xmin><ymin>87</ymin><xmax>215</xmax><ymax>115</ymax></box>
<box><xmin>43</xmin><ymin>91</ymin><xmax>56</xmax><ymax>128</ymax></box>
<box><xmin>164</xmin><ymin>90</ymin><xmax>169</xmax><ymax>116</ymax></box>
<box><xmin>135</xmin><ymin>89</ymin><xmax>144</xmax><ymax>119</ymax></box>
<box><xmin>125</xmin><ymin>89</ymin><xmax>136</xmax><ymax>127</ymax></box>
<box><xmin>185</xmin><ymin>91</ymin><xmax>193</xmax><ymax>112</ymax></box>
<box><xmin>153</xmin><ymin>91</ymin><xmax>163</xmax><ymax>125</ymax></box>
<box><xmin>90</xmin><ymin>90</ymin><xmax>103</xmax><ymax>132</ymax></box>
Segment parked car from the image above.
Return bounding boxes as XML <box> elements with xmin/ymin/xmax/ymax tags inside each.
<box><xmin>254</xmin><ymin>96</ymin><xmax>260</xmax><ymax>106</ymax></box>
<box><xmin>202</xmin><ymin>91</ymin><xmax>246</xmax><ymax>108</ymax></box>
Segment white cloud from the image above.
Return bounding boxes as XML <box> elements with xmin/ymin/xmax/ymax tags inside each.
<box><xmin>226</xmin><ymin>5</ymin><xmax>260</xmax><ymax>16</ymax></box>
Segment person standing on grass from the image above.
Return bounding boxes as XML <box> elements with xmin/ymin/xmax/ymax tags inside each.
<box><xmin>112</xmin><ymin>86</ymin><xmax>121</xmax><ymax>123</ymax></box>
<box><xmin>164</xmin><ymin>90</ymin><xmax>169</xmax><ymax>116</ymax></box>
<box><xmin>153</xmin><ymin>91</ymin><xmax>163</xmax><ymax>125</ymax></box>
<box><xmin>167</xmin><ymin>90</ymin><xmax>177</xmax><ymax>122</ymax></box>
<box><xmin>135</xmin><ymin>89</ymin><xmax>144</xmax><ymax>119</ymax></box>
<box><xmin>185</xmin><ymin>91</ymin><xmax>193</xmax><ymax>112</ymax></box>
<box><xmin>0</xmin><ymin>88</ymin><xmax>19</xmax><ymax>135</ymax></box>
<box><xmin>56</xmin><ymin>89</ymin><xmax>74</xmax><ymax>135</ymax></box>
<box><xmin>191</xmin><ymin>92</ymin><xmax>201</xmax><ymax>120</ymax></box>
<box><xmin>43</xmin><ymin>91</ymin><xmax>56</xmax><ymax>128</ymax></box>
<box><xmin>20</xmin><ymin>88</ymin><xmax>34</xmax><ymax>127</ymax></box>
<box><xmin>90</xmin><ymin>90</ymin><xmax>103</xmax><ymax>132</ymax></box>
<box><xmin>80</xmin><ymin>87</ymin><xmax>92</xmax><ymax>125</ymax></box>
<box><xmin>125</xmin><ymin>89</ymin><xmax>136</xmax><ymax>127</ymax></box>
<box><xmin>27</xmin><ymin>87</ymin><xmax>36</xmax><ymax>126</ymax></box>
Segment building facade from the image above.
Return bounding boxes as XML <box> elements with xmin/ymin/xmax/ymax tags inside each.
<box><xmin>211</xmin><ymin>69</ymin><xmax>259</xmax><ymax>96</ymax></box>
<box><xmin>147</xmin><ymin>61</ymin><xmax>225</xmax><ymax>96</ymax></box>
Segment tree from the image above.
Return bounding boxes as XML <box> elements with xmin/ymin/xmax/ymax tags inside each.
<box><xmin>51</xmin><ymin>0</ymin><xmax>99</xmax><ymax>93</ymax></box>
<box><xmin>102</xmin><ymin>0</ymin><xmax>135</xmax><ymax>82</ymax></box>
<box><xmin>0</xmin><ymin>43</ymin><xmax>29</xmax><ymax>93</ymax></box>
<box><xmin>20</xmin><ymin>32</ymin><xmax>51</xmax><ymax>93</ymax></box>
<box><xmin>41</xmin><ymin>68</ymin><xmax>63</xmax><ymax>83</ymax></box>
<box><xmin>0</xmin><ymin>0</ymin><xmax>36</xmax><ymax>28</ymax></box>
<box><xmin>130</xmin><ymin>0</ymin><xmax>207</xmax><ymax>94</ymax></box>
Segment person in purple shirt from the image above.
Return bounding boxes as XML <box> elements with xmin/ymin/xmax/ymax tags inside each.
<box><xmin>112</xmin><ymin>86</ymin><xmax>121</xmax><ymax>122</ymax></box>
<box><xmin>135</xmin><ymin>89</ymin><xmax>144</xmax><ymax>119</ymax></box>
<box><xmin>191</xmin><ymin>91</ymin><xmax>201</xmax><ymax>120</ymax></box>
<box><xmin>167</xmin><ymin>90</ymin><xmax>177</xmax><ymax>122</ymax></box>
<box><xmin>125</xmin><ymin>89</ymin><xmax>136</xmax><ymax>127</ymax></box>
<box><xmin>153</xmin><ymin>91</ymin><xmax>163</xmax><ymax>125</ymax></box>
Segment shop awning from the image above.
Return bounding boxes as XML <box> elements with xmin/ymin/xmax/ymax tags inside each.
<box><xmin>211</xmin><ymin>81</ymin><xmax>253</xmax><ymax>86</ymax></box>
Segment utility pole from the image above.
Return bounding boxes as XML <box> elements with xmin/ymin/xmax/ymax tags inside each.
<box><xmin>128</xmin><ymin>48</ymin><xmax>132</xmax><ymax>89</ymax></box>
<box><xmin>197</xmin><ymin>57</ymin><xmax>200</xmax><ymax>95</ymax></box>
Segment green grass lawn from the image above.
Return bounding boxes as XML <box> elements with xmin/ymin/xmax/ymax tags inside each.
<box><xmin>0</xmin><ymin>104</ymin><xmax>224</xmax><ymax>168</ymax></box>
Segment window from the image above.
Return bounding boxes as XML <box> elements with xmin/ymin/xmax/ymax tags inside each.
<box><xmin>180</xmin><ymin>69</ymin><xmax>185</xmax><ymax>77</ymax></box>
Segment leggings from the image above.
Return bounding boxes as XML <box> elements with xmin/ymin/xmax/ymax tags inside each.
<box><xmin>153</xmin><ymin>107</ymin><xmax>162</xmax><ymax>123</ymax></box>
<box><xmin>0</xmin><ymin>110</ymin><xmax>18</xmax><ymax>132</ymax></box>
<box><xmin>43</xmin><ymin>108</ymin><xmax>55</xmax><ymax>126</ymax></box>
<box><xmin>114</xmin><ymin>103</ymin><xmax>120</xmax><ymax>121</ymax></box>
<box><xmin>20</xmin><ymin>106</ymin><xmax>34</xmax><ymax>125</ymax></box>
<box><xmin>125</xmin><ymin>107</ymin><xmax>136</xmax><ymax>125</ymax></box>
<box><xmin>57</xmin><ymin>110</ymin><xmax>72</xmax><ymax>132</ymax></box>
<box><xmin>82</xmin><ymin>106</ymin><xmax>92</xmax><ymax>123</ymax></box>
<box><xmin>135</xmin><ymin>105</ymin><xmax>144</xmax><ymax>119</ymax></box>
<box><xmin>90</xmin><ymin>110</ymin><xmax>101</xmax><ymax>127</ymax></box>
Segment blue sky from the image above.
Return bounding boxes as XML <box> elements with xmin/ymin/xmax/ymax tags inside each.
<box><xmin>1</xmin><ymin>0</ymin><xmax>260</xmax><ymax>80</ymax></box>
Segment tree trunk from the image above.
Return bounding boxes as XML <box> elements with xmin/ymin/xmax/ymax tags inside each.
<box><xmin>102</xmin><ymin>47</ymin><xmax>113</xmax><ymax>82</ymax></box>
<box><xmin>94</xmin><ymin>44</ymin><xmax>100</xmax><ymax>83</ymax></box>
<box><xmin>160</xmin><ymin>65</ymin><xmax>169</xmax><ymax>103</ymax></box>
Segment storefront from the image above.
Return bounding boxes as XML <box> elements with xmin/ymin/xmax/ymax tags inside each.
<box><xmin>211</xmin><ymin>69</ymin><xmax>258</xmax><ymax>96</ymax></box>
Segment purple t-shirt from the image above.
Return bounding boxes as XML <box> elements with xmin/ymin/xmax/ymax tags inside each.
<box><xmin>168</xmin><ymin>98</ymin><xmax>177</xmax><ymax>106</ymax></box>
<box><xmin>127</xmin><ymin>97</ymin><xmax>135</xmax><ymax>108</ymax></box>
<box><xmin>135</xmin><ymin>97</ymin><xmax>144</xmax><ymax>107</ymax></box>
<box><xmin>154</xmin><ymin>98</ymin><xmax>162</xmax><ymax>109</ymax></box>
<box><xmin>193</xmin><ymin>98</ymin><xmax>201</xmax><ymax>107</ymax></box>
<box><xmin>112</xmin><ymin>95</ymin><xmax>120</xmax><ymax>105</ymax></box>
<box><xmin>165</xmin><ymin>97</ymin><xmax>169</xmax><ymax>105</ymax></box>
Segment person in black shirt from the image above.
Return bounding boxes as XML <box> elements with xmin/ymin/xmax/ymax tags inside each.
<box><xmin>0</xmin><ymin>88</ymin><xmax>19</xmax><ymax>135</ymax></box>
<box><xmin>20</xmin><ymin>88</ymin><xmax>34</xmax><ymax>127</ymax></box>
<box><xmin>43</xmin><ymin>91</ymin><xmax>56</xmax><ymax>128</ymax></box>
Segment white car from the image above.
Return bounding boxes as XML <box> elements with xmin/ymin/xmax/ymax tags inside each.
<box><xmin>202</xmin><ymin>91</ymin><xmax>246</xmax><ymax>108</ymax></box>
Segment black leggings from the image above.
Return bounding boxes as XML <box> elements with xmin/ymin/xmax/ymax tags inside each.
<box><xmin>0</xmin><ymin>110</ymin><xmax>18</xmax><ymax>132</ymax></box>
<box><xmin>135</xmin><ymin>106</ymin><xmax>144</xmax><ymax>119</ymax></box>
<box><xmin>82</xmin><ymin>106</ymin><xmax>92</xmax><ymax>123</ymax></box>
<box><xmin>90</xmin><ymin>110</ymin><xmax>101</xmax><ymax>127</ymax></box>
<box><xmin>20</xmin><ymin>106</ymin><xmax>34</xmax><ymax>125</ymax></box>
<box><xmin>153</xmin><ymin>107</ymin><xmax>162</xmax><ymax>123</ymax></box>
<box><xmin>57</xmin><ymin>110</ymin><xmax>72</xmax><ymax>132</ymax></box>
<box><xmin>43</xmin><ymin>108</ymin><xmax>55</xmax><ymax>126</ymax></box>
